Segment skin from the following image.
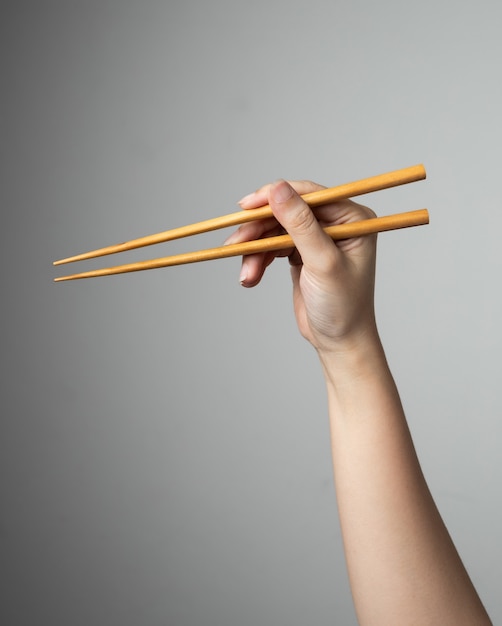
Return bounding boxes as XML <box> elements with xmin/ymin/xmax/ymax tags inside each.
<box><xmin>225</xmin><ymin>180</ymin><xmax>492</xmax><ymax>625</ymax></box>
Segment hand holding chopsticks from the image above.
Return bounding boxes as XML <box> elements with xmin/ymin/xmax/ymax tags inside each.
<box><xmin>53</xmin><ymin>164</ymin><xmax>429</xmax><ymax>281</ymax></box>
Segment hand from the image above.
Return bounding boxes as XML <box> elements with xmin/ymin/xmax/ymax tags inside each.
<box><xmin>226</xmin><ymin>179</ymin><xmax>379</xmax><ymax>354</ymax></box>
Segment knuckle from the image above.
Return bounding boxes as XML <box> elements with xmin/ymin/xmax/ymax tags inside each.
<box><xmin>288</xmin><ymin>204</ymin><xmax>317</xmax><ymax>234</ymax></box>
<box><xmin>289</xmin><ymin>179</ymin><xmax>326</xmax><ymax>194</ymax></box>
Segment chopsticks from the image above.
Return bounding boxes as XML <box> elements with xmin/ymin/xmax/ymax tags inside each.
<box><xmin>53</xmin><ymin>164</ymin><xmax>428</xmax><ymax>282</ymax></box>
<box><xmin>54</xmin><ymin>209</ymin><xmax>429</xmax><ymax>281</ymax></box>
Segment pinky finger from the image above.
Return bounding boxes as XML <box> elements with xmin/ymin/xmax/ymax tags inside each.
<box><xmin>239</xmin><ymin>250</ymin><xmax>278</xmax><ymax>287</ymax></box>
<box><xmin>240</xmin><ymin>237</ymin><xmax>294</xmax><ymax>287</ymax></box>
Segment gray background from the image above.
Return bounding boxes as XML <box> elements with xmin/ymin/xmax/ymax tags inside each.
<box><xmin>1</xmin><ymin>1</ymin><xmax>501</xmax><ymax>624</ymax></box>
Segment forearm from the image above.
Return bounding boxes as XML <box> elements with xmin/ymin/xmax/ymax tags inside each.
<box><xmin>233</xmin><ymin>178</ymin><xmax>490</xmax><ymax>623</ymax></box>
<box><xmin>319</xmin><ymin>332</ymin><xmax>491</xmax><ymax>625</ymax></box>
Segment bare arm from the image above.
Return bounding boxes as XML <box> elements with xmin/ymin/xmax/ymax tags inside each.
<box><xmin>227</xmin><ymin>179</ymin><xmax>491</xmax><ymax>625</ymax></box>
<box><xmin>320</xmin><ymin>336</ymin><xmax>489</xmax><ymax>625</ymax></box>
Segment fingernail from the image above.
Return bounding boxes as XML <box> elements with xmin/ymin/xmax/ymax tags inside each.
<box><xmin>223</xmin><ymin>232</ymin><xmax>240</xmax><ymax>246</ymax></box>
<box><xmin>239</xmin><ymin>263</ymin><xmax>248</xmax><ymax>285</ymax></box>
<box><xmin>271</xmin><ymin>180</ymin><xmax>293</xmax><ymax>203</ymax></box>
<box><xmin>237</xmin><ymin>192</ymin><xmax>254</xmax><ymax>206</ymax></box>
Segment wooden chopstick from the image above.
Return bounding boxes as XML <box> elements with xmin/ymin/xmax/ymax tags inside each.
<box><xmin>53</xmin><ymin>164</ymin><xmax>426</xmax><ymax>266</ymax></box>
<box><xmin>53</xmin><ymin>208</ymin><xmax>429</xmax><ymax>281</ymax></box>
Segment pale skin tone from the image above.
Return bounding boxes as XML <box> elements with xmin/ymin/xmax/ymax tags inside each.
<box><xmin>225</xmin><ymin>179</ymin><xmax>492</xmax><ymax>625</ymax></box>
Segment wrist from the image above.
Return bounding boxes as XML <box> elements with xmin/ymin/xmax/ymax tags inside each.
<box><xmin>316</xmin><ymin>325</ymin><xmax>389</xmax><ymax>392</ymax></box>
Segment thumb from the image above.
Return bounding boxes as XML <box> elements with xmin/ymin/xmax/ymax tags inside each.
<box><xmin>268</xmin><ymin>180</ymin><xmax>338</xmax><ymax>271</ymax></box>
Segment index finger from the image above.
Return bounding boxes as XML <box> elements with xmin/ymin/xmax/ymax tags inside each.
<box><xmin>238</xmin><ymin>180</ymin><xmax>326</xmax><ymax>210</ymax></box>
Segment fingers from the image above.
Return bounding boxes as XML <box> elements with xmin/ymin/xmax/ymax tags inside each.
<box><xmin>224</xmin><ymin>216</ymin><xmax>290</xmax><ymax>287</ymax></box>
<box><xmin>229</xmin><ymin>180</ymin><xmax>328</xmax><ymax>287</ymax></box>
<box><xmin>267</xmin><ymin>180</ymin><xmax>339</xmax><ymax>276</ymax></box>
<box><xmin>238</xmin><ymin>180</ymin><xmax>325</xmax><ymax>210</ymax></box>
<box><xmin>228</xmin><ymin>178</ymin><xmax>374</xmax><ymax>287</ymax></box>
<box><xmin>238</xmin><ymin>250</ymin><xmax>277</xmax><ymax>287</ymax></box>
<box><xmin>223</xmin><ymin>217</ymin><xmax>279</xmax><ymax>246</ymax></box>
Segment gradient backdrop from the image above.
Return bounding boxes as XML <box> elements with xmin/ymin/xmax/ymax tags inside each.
<box><xmin>2</xmin><ymin>1</ymin><xmax>501</xmax><ymax>624</ymax></box>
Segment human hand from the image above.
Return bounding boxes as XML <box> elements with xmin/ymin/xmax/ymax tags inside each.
<box><xmin>225</xmin><ymin>179</ymin><xmax>379</xmax><ymax>354</ymax></box>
